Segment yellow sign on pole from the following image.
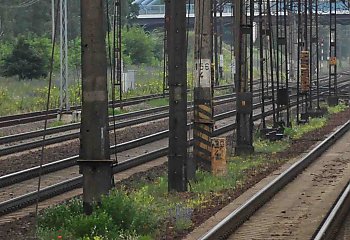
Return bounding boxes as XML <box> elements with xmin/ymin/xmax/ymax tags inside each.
<box><xmin>329</xmin><ymin>57</ymin><xmax>337</xmax><ymax>65</ymax></box>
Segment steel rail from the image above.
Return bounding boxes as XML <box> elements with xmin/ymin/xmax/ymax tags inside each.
<box><xmin>0</xmin><ymin>73</ymin><xmax>334</xmax><ymax>145</ymax></box>
<box><xmin>2</xmin><ymin>76</ymin><xmax>346</xmax><ymax>157</ymax></box>
<box><xmin>0</xmin><ymin>80</ymin><xmax>348</xmax><ymax>188</ymax></box>
<box><xmin>199</xmin><ymin>121</ymin><xmax>350</xmax><ymax>240</ymax></box>
<box><xmin>0</xmin><ymin>76</ymin><xmax>348</xmax><ymax>215</ymax></box>
<box><xmin>312</xmin><ymin>181</ymin><xmax>350</xmax><ymax>240</ymax></box>
<box><xmin>0</xmin><ymin>84</ymin><xmax>234</xmax><ymax>128</ymax></box>
<box><xmin>0</xmin><ymin>90</ymin><xmax>263</xmax><ymax>156</ymax></box>
<box><xmin>0</xmin><ymin>82</ymin><xmax>343</xmax><ymax>217</ymax></box>
<box><xmin>0</xmin><ymin>87</ymin><xmax>261</xmax><ymax>146</ymax></box>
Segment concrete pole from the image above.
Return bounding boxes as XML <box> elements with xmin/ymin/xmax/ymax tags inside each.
<box><xmin>166</xmin><ymin>0</ymin><xmax>188</xmax><ymax>192</ymax></box>
<box><xmin>193</xmin><ymin>0</ymin><xmax>214</xmax><ymax>170</ymax></box>
<box><xmin>79</xmin><ymin>0</ymin><xmax>113</xmax><ymax>214</ymax></box>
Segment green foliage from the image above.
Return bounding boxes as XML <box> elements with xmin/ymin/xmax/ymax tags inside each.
<box><xmin>284</xmin><ymin>117</ymin><xmax>327</xmax><ymax>140</ymax></box>
<box><xmin>108</xmin><ymin>107</ymin><xmax>129</xmax><ymax>116</ymax></box>
<box><xmin>0</xmin><ymin>87</ymin><xmax>11</xmax><ymax>116</ymax></box>
<box><xmin>38</xmin><ymin>191</ymin><xmax>159</xmax><ymax>240</ymax></box>
<box><xmin>254</xmin><ymin>139</ymin><xmax>290</xmax><ymax>153</ymax></box>
<box><xmin>328</xmin><ymin>103</ymin><xmax>348</xmax><ymax>114</ymax></box>
<box><xmin>146</xmin><ymin>98</ymin><xmax>169</xmax><ymax>107</ymax></box>
<box><xmin>1</xmin><ymin>38</ymin><xmax>47</xmax><ymax>80</ymax></box>
<box><xmin>48</xmin><ymin>120</ymin><xmax>66</xmax><ymax>128</ymax></box>
<box><xmin>122</xmin><ymin>27</ymin><xmax>159</xmax><ymax>65</ymax></box>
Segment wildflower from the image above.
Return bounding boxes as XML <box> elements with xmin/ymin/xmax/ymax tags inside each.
<box><xmin>57</xmin><ymin>236</ymin><xmax>62</xmax><ymax>239</ymax></box>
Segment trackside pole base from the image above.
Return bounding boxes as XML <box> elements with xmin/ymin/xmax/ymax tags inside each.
<box><xmin>327</xmin><ymin>96</ymin><xmax>339</xmax><ymax>107</ymax></box>
<box><xmin>78</xmin><ymin>160</ymin><xmax>113</xmax><ymax>215</ymax></box>
<box><xmin>235</xmin><ymin>145</ymin><xmax>254</xmax><ymax>155</ymax></box>
<box><xmin>57</xmin><ymin>110</ymin><xmax>81</xmax><ymax>123</ymax></box>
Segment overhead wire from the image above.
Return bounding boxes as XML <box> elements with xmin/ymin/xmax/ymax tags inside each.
<box><xmin>34</xmin><ymin>0</ymin><xmax>59</xmax><ymax>236</ymax></box>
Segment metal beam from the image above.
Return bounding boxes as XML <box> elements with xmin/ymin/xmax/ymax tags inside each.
<box><xmin>60</xmin><ymin>0</ymin><xmax>70</xmax><ymax>112</ymax></box>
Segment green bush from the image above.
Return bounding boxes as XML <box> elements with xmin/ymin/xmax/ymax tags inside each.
<box><xmin>328</xmin><ymin>103</ymin><xmax>348</xmax><ymax>114</ymax></box>
<box><xmin>284</xmin><ymin>117</ymin><xmax>327</xmax><ymax>140</ymax></box>
<box><xmin>1</xmin><ymin>38</ymin><xmax>47</xmax><ymax>80</ymax></box>
<box><xmin>122</xmin><ymin>27</ymin><xmax>158</xmax><ymax>65</ymax></box>
<box><xmin>38</xmin><ymin>191</ymin><xmax>159</xmax><ymax>239</ymax></box>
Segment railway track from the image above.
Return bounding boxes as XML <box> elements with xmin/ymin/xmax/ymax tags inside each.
<box><xmin>313</xmin><ymin>181</ymin><xmax>350</xmax><ymax>240</ymax></box>
<box><xmin>0</xmin><ymin>80</ymin><xmax>348</xmax><ymax>217</ymax></box>
<box><xmin>0</xmin><ymin>84</ymin><xmax>234</xmax><ymax>128</ymax></box>
<box><xmin>199</xmin><ymin>121</ymin><xmax>350</xmax><ymax>240</ymax></box>
<box><xmin>0</xmin><ymin>74</ymin><xmax>348</xmax><ymax>220</ymax></box>
<box><xmin>0</xmin><ymin>74</ymin><xmax>340</xmax><ymax>157</ymax></box>
<box><xmin>2</xmin><ymin>78</ymin><xmax>347</xmax><ymax>187</ymax></box>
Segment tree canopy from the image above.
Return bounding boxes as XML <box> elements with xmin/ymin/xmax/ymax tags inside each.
<box><xmin>1</xmin><ymin>38</ymin><xmax>47</xmax><ymax>80</ymax></box>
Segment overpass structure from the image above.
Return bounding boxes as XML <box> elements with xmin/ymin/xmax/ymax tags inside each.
<box><xmin>133</xmin><ymin>1</ymin><xmax>350</xmax><ymax>29</ymax></box>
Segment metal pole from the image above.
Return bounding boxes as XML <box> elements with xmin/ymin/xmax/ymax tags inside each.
<box><xmin>309</xmin><ymin>0</ymin><xmax>313</xmax><ymax>109</ymax></box>
<box><xmin>297</xmin><ymin>0</ymin><xmax>302</xmax><ymax>123</ymax></box>
<box><xmin>259</xmin><ymin>0</ymin><xmax>266</xmax><ymax>129</ymax></box>
<box><xmin>283</xmin><ymin>0</ymin><xmax>290</xmax><ymax>127</ymax></box>
<box><xmin>162</xmin><ymin>2</ymin><xmax>170</xmax><ymax>96</ymax></box>
<box><xmin>193</xmin><ymin>0</ymin><xmax>214</xmax><ymax>169</ymax></box>
<box><xmin>328</xmin><ymin>0</ymin><xmax>338</xmax><ymax>106</ymax></box>
<box><xmin>60</xmin><ymin>0</ymin><xmax>70</xmax><ymax>112</ymax></box>
<box><xmin>315</xmin><ymin>0</ymin><xmax>320</xmax><ymax>109</ymax></box>
<box><xmin>79</xmin><ymin>0</ymin><xmax>113</xmax><ymax>214</ymax></box>
<box><xmin>52</xmin><ymin>0</ymin><xmax>55</xmax><ymax>43</ymax></box>
<box><xmin>234</xmin><ymin>0</ymin><xmax>254</xmax><ymax>155</ymax></box>
<box><xmin>219</xmin><ymin>0</ymin><xmax>224</xmax><ymax>80</ymax></box>
<box><xmin>167</xmin><ymin>0</ymin><xmax>188</xmax><ymax>192</ymax></box>
<box><xmin>214</xmin><ymin>1</ymin><xmax>219</xmax><ymax>86</ymax></box>
<box><xmin>267</xmin><ymin>0</ymin><xmax>276</xmax><ymax>125</ymax></box>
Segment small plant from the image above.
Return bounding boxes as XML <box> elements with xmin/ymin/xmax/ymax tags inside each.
<box><xmin>284</xmin><ymin>117</ymin><xmax>327</xmax><ymax>140</ymax></box>
<box><xmin>146</xmin><ymin>98</ymin><xmax>169</xmax><ymax>108</ymax></box>
<box><xmin>328</xmin><ymin>103</ymin><xmax>348</xmax><ymax>114</ymax></box>
<box><xmin>254</xmin><ymin>139</ymin><xmax>289</xmax><ymax>153</ymax></box>
<box><xmin>48</xmin><ymin>120</ymin><xmax>66</xmax><ymax>128</ymax></box>
<box><xmin>38</xmin><ymin>192</ymin><xmax>159</xmax><ymax>240</ymax></box>
<box><xmin>108</xmin><ymin>107</ymin><xmax>129</xmax><ymax>116</ymax></box>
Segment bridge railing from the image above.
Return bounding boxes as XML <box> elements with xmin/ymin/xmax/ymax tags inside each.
<box><xmin>137</xmin><ymin>2</ymin><xmax>350</xmax><ymax>16</ymax></box>
<box><xmin>138</xmin><ymin>4</ymin><xmax>233</xmax><ymax>15</ymax></box>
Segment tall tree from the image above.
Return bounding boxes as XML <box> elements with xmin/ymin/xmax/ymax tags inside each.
<box><xmin>1</xmin><ymin>38</ymin><xmax>47</xmax><ymax>80</ymax></box>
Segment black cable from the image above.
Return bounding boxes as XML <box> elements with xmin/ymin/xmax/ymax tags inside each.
<box><xmin>34</xmin><ymin>0</ymin><xmax>60</xmax><ymax>235</ymax></box>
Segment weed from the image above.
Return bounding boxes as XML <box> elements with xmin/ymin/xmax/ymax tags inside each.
<box><xmin>254</xmin><ymin>139</ymin><xmax>289</xmax><ymax>153</ymax></box>
<box><xmin>328</xmin><ymin>103</ymin><xmax>348</xmax><ymax>114</ymax></box>
<box><xmin>48</xmin><ymin>120</ymin><xmax>65</xmax><ymax>128</ymax></box>
<box><xmin>284</xmin><ymin>117</ymin><xmax>327</xmax><ymax>140</ymax></box>
<box><xmin>146</xmin><ymin>98</ymin><xmax>169</xmax><ymax>107</ymax></box>
<box><xmin>108</xmin><ymin>107</ymin><xmax>129</xmax><ymax>116</ymax></box>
